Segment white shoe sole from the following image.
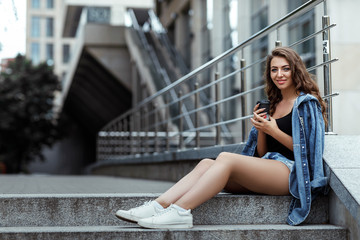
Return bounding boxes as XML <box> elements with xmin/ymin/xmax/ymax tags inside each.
<box><xmin>115</xmin><ymin>211</ymin><xmax>139</xmax><ymax>223</ymax></box>
<box><xmin>138</xmin><ymin>221</ymin><xmax>193</xmax><ymax>229</ymax></box>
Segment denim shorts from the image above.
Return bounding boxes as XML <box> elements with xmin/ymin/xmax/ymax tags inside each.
<box><xmin>262</xmin><ymin>152</ymin><xmax>295</xmax><ymax>172</ymax></box>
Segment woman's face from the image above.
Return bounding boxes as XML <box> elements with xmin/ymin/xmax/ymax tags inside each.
<box><xmin>270</xmin><ymin>56</ymin><xmax>294</xmax><ymax>91</ymax></box>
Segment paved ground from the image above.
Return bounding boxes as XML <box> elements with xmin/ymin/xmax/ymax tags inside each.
<box><xmin>0</xmin><ymin>175</ymin><xmax>175</xmax><ymax>194</ymax></box>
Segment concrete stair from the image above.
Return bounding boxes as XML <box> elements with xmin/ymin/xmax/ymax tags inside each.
<box><xmin>0</xmin><ymin>192</ymin><xmax>348</xmax><ymax>239</ymax></box>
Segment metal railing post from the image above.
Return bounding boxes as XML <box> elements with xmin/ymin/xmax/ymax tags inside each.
<box><xmin>240</xmin><ymin>59</ymin><xmax>246</xmax><ymax>142</ymax></box>
<box><xmin>123</xmin><ymin>118</ymin><xmax>128</xmax><ymax>155</ymax></box>
<box><xmin>165</xmin><ymin>96</ymin><xmax>170</xmax><ymax>151</ymax></box>
<box><xmin>129</xmin><ymin>115</ymin><xmax>134</xmax><ymax>155</ymax></box>
<box><xmin>275</xmin><ymin>40</ymin><xmax>282</xmax><ymax>47</ymax></box>
<box><xmin>136</xmin><ymin>112</ymin><xmax>140</xmax><ymax>154</ymax></box>
<box><xmin>178</xmin><ymin>91</ymin><xmax>184</xmax><ymax>149</ymax></box>
<box><xmin>144</xmin><ymin>106</ymin><xmax>149</xmax><ymax>154</ymax></box>
<box><xmin>215</xmin><ymin>72</ymin><xmax>221</xmax><ymax>145</ymax></box>
<box><xmin>154</xmin><ymin>104</ymin><xmax>159</xmax><ymax>153</ymax></box>
<box><xmin>322</xmin><ymin>15</ymin><xmax>334</xmax><ymax>132</ymax></box>
<box><xmin>195</xmin><ymin>82</ymin><xmax>200</xmax><ymax>148</ymax></box>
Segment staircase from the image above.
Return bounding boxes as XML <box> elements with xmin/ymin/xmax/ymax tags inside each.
<box><xmin>0</xmin><ymin>176</ymin><xmax>347</xmax><ymax>239</ymax></box>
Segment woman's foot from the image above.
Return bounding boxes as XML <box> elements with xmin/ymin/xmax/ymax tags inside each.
<box><xmin>115</xmin><ymin>200</ymin><xmax>164</xmax><ymax>223</ymax></box>
<box><xmin>137</xmin><ymin>204</ymin><xmax>193</xmax><ymax>229</ymax></box>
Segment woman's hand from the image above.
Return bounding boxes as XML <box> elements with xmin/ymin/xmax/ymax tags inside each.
<box><xmin>250</xmin><ymin>104</ymin><xmax>278</xmax><ymax>136</ymax></box>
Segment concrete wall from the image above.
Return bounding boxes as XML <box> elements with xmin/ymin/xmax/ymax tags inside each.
<box><xmin>328</xmin><ymin>0</ymin><xmax>360</xmax><ymax>135</ymax></box>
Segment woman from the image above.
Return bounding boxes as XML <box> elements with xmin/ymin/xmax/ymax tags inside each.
<box><xmin>115</xmin><ymin>47</ymin><xmax>328</xmax><ymax>228</ymax></box>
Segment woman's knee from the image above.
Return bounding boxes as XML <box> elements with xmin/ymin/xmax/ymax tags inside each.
<box><xmin>196</xmin><ymin>158</ymin><xmax>215</xmax><ymax>171</ymax></box>
<box><xmin>215</xmin><ymin>152</ymin><xmax>246</xmax><ymax>170</ymax></box>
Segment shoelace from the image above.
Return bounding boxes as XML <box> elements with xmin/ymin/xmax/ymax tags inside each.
<box><xmin>130</xmin><ymin>200</ymin><xmax>153</xmax><ymax>212</ymax></box>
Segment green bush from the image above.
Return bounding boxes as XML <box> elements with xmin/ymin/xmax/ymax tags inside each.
<box><xmin>0</xmin><ymin>55</ymin><xmax>68</xmax><ymax>173</ymax></box>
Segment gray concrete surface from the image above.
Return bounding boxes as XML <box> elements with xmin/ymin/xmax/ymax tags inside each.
<box><xmin>0</xmin><ymin>224</ymin><xmax>347</xmax><ymax>240</ymax></box>
<box><xmin>0</xmin><ymin>175</ymin><xmax>175</xmax><ymax>194</ymax></box>
<box><xmin>324</xmin><ymin>135</ymin><xmax>360</xmax><ymax>240</ymax></box>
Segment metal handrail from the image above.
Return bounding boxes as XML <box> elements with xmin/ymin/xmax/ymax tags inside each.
<box><xmin>102</xmin><ymin>0</ymin><xmax>324</xmax><ymax>129</ymax></box>
<box><xmin>97</xmin><ymin>0</ymin><xmax>338</xmax><ymax>160</ymax></box>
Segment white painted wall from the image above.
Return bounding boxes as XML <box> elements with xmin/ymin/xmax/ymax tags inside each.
<box><xmin>328</xmin><ymin>0</ymin><xmax>360</xmax><ymax>134</ymax></box>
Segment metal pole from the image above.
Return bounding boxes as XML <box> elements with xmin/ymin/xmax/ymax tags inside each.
<box><xmin>154</xmin><ymin>104</ymin><xmax>159</xmax><ymax>153</ymax></box>
<box><xmin>136</xmin><ymin>112</ymin><xmax>140</xmax><ymax>154</ymax></box>
<box><xmin>144</xmin><ymin>106</ymin><xmax>149</xmax><ymax>154</ymax></box>
<box><xmin>129</xmin><ymin>115</ymin><xmax>134</xmax><ymax>155</ymax></box>
<box><xmin>195</xmin><ymin>82</ymin><xmax>200</xmax><ymax>148</ymax></box>
<box><xmin>240</xmin><ymin>59</ymin><xmax>246</xmax><ymax>142</ymax></box>
<box><xmin>165</xmin><ymin>96</ymin><xmax>170</xmax><ymax>152</ymax></box>
<box><xmin>276</xmin><ymin>27</ymin><xmax>282</xmax><ymax>47</ymax></box>
<box><xmin>322</xmin><ymin>15</ymin><xmax>333</xmax><ymax>132</ymax></box>
<box><xmin>215</xmin><ymin>72</ymin><xmax>221</xmax><ymax>145</ymax></box>
<box><xmin>178</xmin><ymin>91</ymin><xmax>184</xmax><ymax>149</ymax></box>
<box><xmin>123</xmin><ymin>118</ymin><xmax>128</xmax><ymax>155</ymax></box>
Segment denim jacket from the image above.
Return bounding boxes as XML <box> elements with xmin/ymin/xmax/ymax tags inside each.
<box><xmin>241</xmin><ymin>93</ymin><xmax>328</xmax><ymax>226</ymax></box>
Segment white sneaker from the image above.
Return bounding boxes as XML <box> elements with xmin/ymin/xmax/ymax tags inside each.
<box><xmin>137</xmin><ymin>204</ymin><xmax>193</xmax><ymax>229</ymax></box>
<box><xmin>115</xmin><ymin>200</ymin><xmax>163</xmax><ymax>223</ymax></box>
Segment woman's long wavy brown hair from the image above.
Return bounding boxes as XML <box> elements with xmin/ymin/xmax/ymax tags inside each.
<box><xmin>264</xmin><ymin>47</ymin><xmax>327</xmax><ymax>125</ymax></box>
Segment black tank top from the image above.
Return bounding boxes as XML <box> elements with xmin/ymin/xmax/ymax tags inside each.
<box><xmin>266</xmin><ymin>110</ymin><xmax>294</xmax><ymax>160</ymax></box>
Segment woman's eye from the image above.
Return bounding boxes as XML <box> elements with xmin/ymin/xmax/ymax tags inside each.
<box><xmin>271</xmin><ymin>69</ymin><xmax>277</xmax><ymax>73</ymax></box>
<box><xmin>283</xmin><ymin>67</ymin><xmax>290</xmax><ymax>72</ymax></box>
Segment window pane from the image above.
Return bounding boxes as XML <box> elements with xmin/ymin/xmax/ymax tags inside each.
<box><xmin>47</xmin><ymin>0</ymin><xmax>54</xmax><ymax>9</ymax></box>
<box><xmin>31</xmin><ymin>0</ymin><xmax>40</xmax><ymax>8</ymax></box>
<box><xmin>46</xmin><ymin>18</ymin><xmax>54</xmax><ymax>37</ymax></box>
<box><xmin>46</xmin><ymin>44</ymin><xmax>54</xmax><ymax>65</ymax></box>
<box><xmin>63</xmin><ymin>44</ymin><xmax>70</xmax><ymax>63</ymax></box>
<box><xmin>87</xmin><ymin>7</ymin><xmax>111</xmax><ymax>23</ymax></box>
<box><xmin>31</xmin><ymin>16</ymin><xmax>41</xmax><ymax>37</ymax></box>
<box><xmin>31</xmin><ymin>42</ymin><xmax>40</xmax><ymax>65</ymax></box>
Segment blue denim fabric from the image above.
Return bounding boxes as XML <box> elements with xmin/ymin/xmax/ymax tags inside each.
<box><xmin>262</xmin><ymin>152</ymin><xmax>294</xmax><ymax>171</ymax></box>
<box><xmin>241</xmin><ymin>93</ymin><xmax>328</xmax><ymax>226</ymax></box>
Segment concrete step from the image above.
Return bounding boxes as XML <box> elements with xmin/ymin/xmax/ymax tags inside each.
<box><xmin>0</xmin><ymin>193</ymin><xmax>328</xmax><ymax>227</ymax></box>
<box><xmin>0</xmin><ymin>224</ymin><xmax>347</xmax><ymax>240</ymax></box>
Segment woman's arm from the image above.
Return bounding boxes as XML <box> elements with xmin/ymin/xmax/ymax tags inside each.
<box><xmin>256</xmin><ymin>130</ymin><xmax>268</xmax><ymax>157</ymax></box>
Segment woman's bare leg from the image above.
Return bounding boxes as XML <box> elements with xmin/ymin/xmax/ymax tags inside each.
<box><xmin>155</xmin><ymin>158</ymin><xmax>215</xmax><ymax>208</ymax></box>
<box><xmin>174</xmin><ymin>152</ymin><xmax>290</xmax><ymax>210</ymax></box>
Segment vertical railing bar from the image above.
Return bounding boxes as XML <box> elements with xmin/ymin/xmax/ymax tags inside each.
<box><xmin>178</xmin><ymin>91</ymin><xmax>184</xmax><ymax>150</ymax></box>
<box><xmin>154</xmin><ymin>103</ymin><xmax>159</xmax><ymax>153</ymax></box>
<box><xmin>136</xmin><ymin>112</ymin><xmax>140</xmax><ymax>155</ymax></box>
<box><xmin>129</xmin><ymin>115</ymin><xmax>134</xmax><ymax>155</ymax></box>
<box><xmin>215</xmin><ymin>72</ymin><xmax>221</xmax><ymax>145</ymax></box>
<box><xmin>123</xmin><ymin>118</ymin><xmax>128</xmax><ymax>155</ymax></box>
<box><xmin>165</xmin><ymin>95</ymin><xmax>170</xmax><ymax>152</ymax></box>
<box><xmin>322</xmin><ymin>15</ymin><xmax>333</xmax><ymax>133</ymax></box>
<box><xmin>240</xmin><ymin>59</ymin><xmax>247</xmax><ymax>142</ymax></box>
<box><xmin>144</xmin><ymin>106</ymin><xmax>149</xmax><ymax>154</ymax></box>
<box><xmin>276</xmin><ymin>27</ymin><xmax>282</xmax><ymax>47</ymax></box>
<box><xmin>195</xmin><ymin>82</ymin><xmax>200</xmax><ymax>148</ymax></box>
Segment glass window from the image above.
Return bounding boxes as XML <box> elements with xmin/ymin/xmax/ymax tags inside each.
<box><xmin>87</xmin><ymin>7</ymin><xmax>111</xmax><ymax>23</ymax></box>
<box><xmin>46</xmin><ymin>18</ymin><xmax>54</xmax><ymax>37</ymax></box>
<box><xmin>46</xmin><ymin>44</ymin><xmax>54</xmax><ymax>65</ymax></box>
<box><xmin>31</xmin><ymin>42</ymin><xmax>40</xmax><ymax>65</ymax></box>
<box><xmin>47</xmin><ymin>0</ymin><xmax>54</xmax><ymax>9</ymax></box>
<box><xmin>31</xmin><ymin>0</ymin><xmax>40</xmax><ymax>8</ymax></box>
<box><xmin>31</xmin><ymin>16</ymin><xmax>41</xmax><ymax>37</ymax></box>
<box><xmin>63</xmin><ymin>44</ymin><xmax>70</xmax><ymax>63</ymax></box>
